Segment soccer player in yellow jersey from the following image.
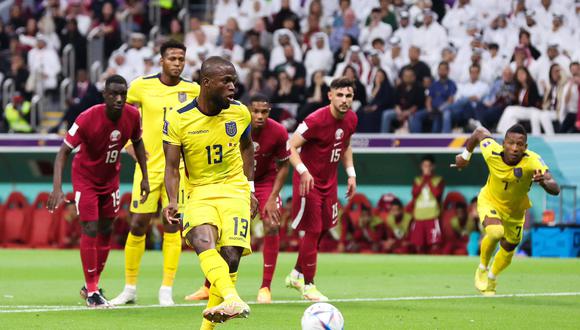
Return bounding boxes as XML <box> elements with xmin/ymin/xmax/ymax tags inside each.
<box><xmin>163</xmin><ymin>57</ymin><xmax>257</xmax><ymax>327</ymax></box>
<box><xmin>451</xmin><ymin>124</ymin><xmax>560</xmax><ymax>295</ymax></box>
<box><xmin>111</xmin><ymin>40</ymin><xmax>200</xmax><ymax>306</ymax></box>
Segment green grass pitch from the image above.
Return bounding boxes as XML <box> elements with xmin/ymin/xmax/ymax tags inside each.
<box><xmin>1</xmin><ymin>249</ymin><xmax>579</xmax><ymax>329</ymax></box>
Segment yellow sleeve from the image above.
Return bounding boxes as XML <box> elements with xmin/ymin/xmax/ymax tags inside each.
<box><xmin>127</xmin><ymin>78</ymin><xmax>143</xmax><ymax>106</ymax></box>
<box><xmin>162</xmin><ymin>108</ymin><xmax>181</xmax><ymax>146</ymax></box>
<box><xmin>479</xmin><ymin>137</ymin><xmax>502</xmax><ymax>161</ymax></box>
<box><xmin>527</xmin><ymin>152</ymin><xmax>550</xmax><ymax>173</ymax></box>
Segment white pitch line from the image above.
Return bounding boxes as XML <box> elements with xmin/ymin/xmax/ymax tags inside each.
<box><xmin>1</xmin><ymin>292</ymin><xmax>579</xmax><ymax>314</ymax></box>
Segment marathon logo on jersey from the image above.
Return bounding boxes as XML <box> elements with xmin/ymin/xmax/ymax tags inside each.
<box><xmin>225</xmin><ymin>121</ymin><xmax>237</xmax><ymax>137</ymax></box>
<box><xmin>133</xmin><ymin>201</ymin><xmax>139</xmax><ymax>209</ymax></box>
<box><xmin>482</xmin><ymin>140</ymin><xmax>491</xmax><ymax>148</ymax></box>
<box><xmin>110</xmin><ymin>130</ymin><xmax>121</xmax><ymax>142</ymax></box>
<box><xmin>514</xmin><ymin>167</ymin><xmax>523</xmax><ymax>178</ymax></box>
<box><xmin>253</xmin><ymin>141</ymin><xmax>260</xmax><ymax>152</ymax></box>
<box><xmin>335</xmin><ymin>128</ymin><xmax>344</xmax><ymax>140</ymax></box>
<box><xmin>178</xmin><ymin>92</ymin><xmax>187</xmax><ymax>103</ymax></box>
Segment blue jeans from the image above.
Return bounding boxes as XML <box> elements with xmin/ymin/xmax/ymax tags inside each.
<box><xmin>410</xmin><ymin>109</ymin><xmax>441</xmax><ymax>133</ymax></box>
<box><xmin>442</xmin><ymin>98</ymin><xmax>483</xmax><ymax>133</ymax></box>
<box><xmin>380</xmin><ymin>109</ymin><xmax>398</xmax><ymax>133</ymax></box>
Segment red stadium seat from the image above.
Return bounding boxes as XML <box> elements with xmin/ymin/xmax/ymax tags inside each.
<box><xmin>0</xmin><ymin>192</ymin><xmax>30</xmax><ymax>247</ymax></box>
<box><xmin>27</xmin><ymin>192</ymin><xmax>57</xmax><ymax>248</ymax></box>
<box><xmin>443</xmin><ymin>191</ymin><xmax>467</xmax><ymax>210</ymax></box>
<box><xmin>54</xmin><ymin>192</ymin><xmax>81</xmax><ymax>249</ymax></box>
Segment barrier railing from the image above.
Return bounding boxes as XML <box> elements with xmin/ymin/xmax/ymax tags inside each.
<box><xmin>30</xmin><ymin>94</ymin><xmax>42</xmax><ymax>131</ymax></box>
<box><xmin>2</xmin><ymin>78</ymin><xmax>14</xmax><ymax>109</ymax></box>
<box><xmin>62</xmin><ymin>44</ymin><xmax>75</xmax><ymax>80</ymax></box>
<box><xmin>59</xmin><ymin>78</ymin><xmax>72</xmax><ymax>112</ymax></box>
<box><xmin>89</xmin><ymin>61</ymin><xmax>102</xmax><ymax>85</ymax></box>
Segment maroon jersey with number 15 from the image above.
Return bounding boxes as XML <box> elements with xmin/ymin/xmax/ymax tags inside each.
<box><xmin>64</xmin><ymin>104</ymin><xmax>142</xmax><ymax>191</ymax></box>
<box><xmin>293</xmin><ymin>106</ymin><xmax>357</xmax><ymax>193</ymax></box>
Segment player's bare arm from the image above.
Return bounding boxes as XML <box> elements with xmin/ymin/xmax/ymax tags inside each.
<box><xmin>533</xmin><ymin>169</ymin><xmax>560</xmax><ymax>195</ymax></box>
<box><xmin>341</xmin><ymin>142</ymin><xmax>356</xmax><ymax>200</ymax></box>
<box><xmin>132</xmin><ymin>137</ymin><xmax>150</xmax><ymax>203</ymax></box>
<box><xmin>289</xmin><ymin>132</ymin><xmax>314</xmax><ymax>196</ymax></box>
<box><xmin>266</xmin><ymin>159</ymin><xmax>289</xmax><ymax>225</ymax></box>
<box><xmin>48</xmin><ymin>144</ymin><xmax>73</xmax><ymax>212</ymax></box>
<box><xmin>240</xmin><ymin>131</ymin><xmax>259</xmax><ymax>220</ymax></box>
<box><xmin>163</xmin><ymin>142</ymin><xmax>181</xmax><ymax>224</ymax></box>
<box><xmin>451</xmin><ymin>126</ymin><xmax>492</xmax><ymax>170</ymax></box>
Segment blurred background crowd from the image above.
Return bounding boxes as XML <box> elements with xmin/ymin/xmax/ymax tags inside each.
<box><xmin>1</xmin><ymin>0</ymin><xmax>580</xmax><ymax>134</ymax></box>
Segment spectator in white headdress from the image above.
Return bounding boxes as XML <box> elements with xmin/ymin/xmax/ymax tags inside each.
<box><xmin>269</xmin><ymin>28</ymin><xmax>303</xmax><ymax>71</ymax></box>
<box><xmin>304</xmin><ymin>32</ymin><xmax>333</xmax><ymax>82</ymax></box>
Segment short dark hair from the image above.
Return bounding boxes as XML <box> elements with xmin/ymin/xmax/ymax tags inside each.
<box><xmin>330</xmin><ymin>77</ymin><xmax>356</xmax><ymax>91</ymax></box>
<box><xmin>105</xmin><ymin>74</ymin><xmax>127</xmax><ymax>89</ymax></box>
<box><xmin>438</xmin><ymin>61</ymin><xmax>449</xmax><ymax>68</ymax></box>
<box><xmin>200</xmin><ymin>56</ymin><xmax>234</xmax><ymax>81</ymax></box>
<box><xmin>160</xmin><ymin>39</ymin><xmax>186</xmax><ymax>57</ymax></box>
<box><xmin>506</xmin><ymin>124</ymin><xmax>527</xmax><ymax>139</ymax></box>
<box><xmin>470</xmin><ymin>63</ymin><xmax>481</xmax><ymax>72</ymax></box>
<box><xmin>421</xmin><ymin>154</ymin><xmax>435</xmax><ymax>164</ymax></box>
<box><xmin>391</xmin><ymin>198</ymin><xmax>403</xmax><ymax>208</ymax></box>
<box><xmin>456</xmin><ymin>201</ymin><xmax>467</xmax><ymax>210</ymax></box>
<box><xmin>470</xmin><ymin>197</ymin><xmax>478</xmax><ymax>204</ymax></box>
<box><xmin>249</xmin><ymin>93</ymin><xmax>270</xmax><ymax>104</ymax></box>
<box><xmin>519</xmin><ymin>29</ymin><xmax>530</xmax><ymax>39</ymax></box>
<box><xmin>372</xmin><ymin>38</ymin><xmax>385</xmax><ymax>46</ymax></box>
<box><xmin>488</xmin><ymin>43</ymin><xmax>499</xmax><ymax>50</ymax></box>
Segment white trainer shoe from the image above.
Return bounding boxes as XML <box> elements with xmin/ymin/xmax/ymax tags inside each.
<box><xmin>110</xmin><ymin>285</ymin><xmax>137</xmax><ymax>305</ymax></box>
<box><xmin>159</xmin><ymin>286</ymin><xmax>175</xmax><ymax>306</ymax></box>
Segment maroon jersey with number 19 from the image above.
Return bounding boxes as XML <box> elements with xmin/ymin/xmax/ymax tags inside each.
<box><xmin>65</xmin><ymin>104</ymin><xmax>142</xmax><ymax>190</ymax></box>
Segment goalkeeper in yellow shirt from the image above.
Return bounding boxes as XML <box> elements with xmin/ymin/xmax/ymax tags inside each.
<box><xmin>111</xmin><ymin>40</ymin><xmax>199</xmax><ymax>306</ymax></box>
<box><xmin>451</xmin><ymin>124</ymin><xmax>560</xmax><ymax>295</ymax></box>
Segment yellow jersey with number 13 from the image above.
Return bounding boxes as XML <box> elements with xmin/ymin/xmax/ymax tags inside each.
<box><xmin>127</xmin><ymin>73</ymin><xmax>200</xmax><ymax>173</ymax></box>
<box><xmin>162</xmin><ymin>98</ymin><xmax>251</xmax><ymax>198</ymax></box>
<box><xmin>478</xmin><ymin>138</ymin><xmax>549</xmax><ymax>218</ymax></box>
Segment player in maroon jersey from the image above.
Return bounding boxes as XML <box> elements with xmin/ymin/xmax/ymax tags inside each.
<box><xmin>250</xmin><ymin>94</ymin><xmax>290</xmax><ymax>303</ymax></box>
<box><xmin>285</xmin><ymin>77</ymin><xmax>358</xmax><ymax>301</ymax></box>
<box><xmin>48</xmin><ymin>75</ymin><xmax>150</xmax><ymax>308</ymax></box>
<box><xmin>184</xmin><ymin>93</ymin><xmax>290</xmax><ymax>304</ymax></box>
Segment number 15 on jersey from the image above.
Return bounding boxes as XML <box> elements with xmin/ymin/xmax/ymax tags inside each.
<box><xmin>330</xmin><ymin>148</ymin><xmax>341</xmax><ymax>162</ymax></box>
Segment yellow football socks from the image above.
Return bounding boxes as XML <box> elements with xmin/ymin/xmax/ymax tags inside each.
<box><xmin>125</xmin><ymin>232</ymin><xmax>146</xmax><ymax>286</ymax></box>
<box><xmin>490</xmin><ymin>246</ymin><xmax>515</xmax><ymax>278</ymax></box>
<box><xmin>200</xmin><ymin>273</ymin><xmax>239</xmax><ymax>329</ymax></box>
<box><xmin>199</xmin><ymin>249</ymin><xmax>238</xmax><ymax>299</ymax></box>
<box><xmin>161</xmin><ymin>231</ymin><xmax>182</xmax><ymax>287</ymax></box>
<box><xmin>480</xmin><ymin>225</ymin><xmax>504</xmax><ymax>268</ymax></box>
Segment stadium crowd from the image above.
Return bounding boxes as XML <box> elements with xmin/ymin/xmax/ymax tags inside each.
<box><xmin>1</xmin><ymin>0</ymin><xmax>580</xmax><ymax>134</ymax></box>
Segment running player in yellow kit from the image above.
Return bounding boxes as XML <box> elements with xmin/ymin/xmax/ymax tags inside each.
<box><xmin>164</xmin><ymin>57</ymin><xmax>257</xmax><ymax>328</ymax></box>
<box><xmin>451</xmin><ymin>124</ymin><xmax>560</xmax><ymax>295</ymax></box>
<box><xmin>111</xmin><ymin>40</ymin><xmax>200</xmax><ymax>306</ymax></box>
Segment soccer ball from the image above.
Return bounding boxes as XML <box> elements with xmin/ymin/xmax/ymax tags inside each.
<box><xmin>301</xmin><ymin>303</ymin><xmax>344</xmax><ymax>330</ymax></box>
